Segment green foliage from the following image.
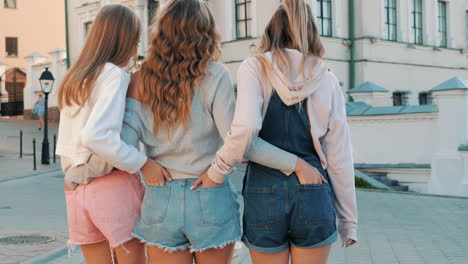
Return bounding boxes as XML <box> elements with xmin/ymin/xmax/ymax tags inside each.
<box><xmin>355</xmin><ymin>177</ymin><xmax>387</xmax><ymax>190</ymax></box>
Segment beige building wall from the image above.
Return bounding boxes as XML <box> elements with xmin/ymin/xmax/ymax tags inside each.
<box><xmin>0</xmin><ymin>0</ymin><xmax>66</xmax><ymax>69</ymax></box>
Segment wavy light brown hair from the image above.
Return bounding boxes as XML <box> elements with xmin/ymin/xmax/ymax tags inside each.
<box><xmin>139</xmin><ymin>0</ymin><xmax>221</xmax><ymax>133</ymax></box>
<box><xmin>255</xmin><ymin>0</ymin><xmax>324</xmax><ymax>81</ymax></box>
<box><xmin>58</xmin><ymin>4</ymin><xmax>141</xmax><ymax>109</ymax></box>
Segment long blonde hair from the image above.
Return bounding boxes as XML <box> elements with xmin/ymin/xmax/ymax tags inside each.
<box><xmin>255</xmin><ymin>0</ymin><xmax>324</xmax><ymax>82</ymax></box>
<box><xmin>139</xmin><ymin>0</ymin><xmax>220</xmax><ymax>133</ymax></box>
<box><xmin>58</xmin><ymin>4</ymin><xmax>141</xmax><ymax>109</ymax></box>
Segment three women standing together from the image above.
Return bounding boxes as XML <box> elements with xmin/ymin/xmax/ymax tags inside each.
<box><xmin>56</xmin><ymin>0</ymin><xmax>358</xmax><ymax>263</ymax></box>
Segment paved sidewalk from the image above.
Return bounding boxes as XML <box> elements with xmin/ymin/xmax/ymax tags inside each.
<box><xmin>0</xmin><ymin>119</ymin><xmax>61</xmax><ymax>181</ymax></box>
<box><xmin>2</xmin><ymin>120</ymin><xmax>468</xmax><ymax>264</ymax></box>
<box><xmin>9</xmin><ymin>174</ymin><xmax>468</xmax><ymax>264</ymax></box>
<box><xmin>0</xmin><ymin>170</ymin><xmax>68</xmax><ymax>263</ymax></box>
<box><xmin>328</xmin><ymin>190</ymin><xmax>468</xmax><ymax>264</ymax></box>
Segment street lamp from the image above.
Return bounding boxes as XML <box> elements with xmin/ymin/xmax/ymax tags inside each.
<box><xmin>39</xmin><ymin>67</ymin><xmax>54</xmax><ymax>165</ymax></box>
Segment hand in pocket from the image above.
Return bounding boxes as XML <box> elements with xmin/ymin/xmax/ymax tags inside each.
<box><xmin>141</xmin><ymin>159</ymin><xmax>172</xmax><ymax>186</ymax></box>
<box><xmin>295</xmin><ymin>158</ymin><xmax>328</xmax><ymax>185</ymax></box>
<box><xmin>64</xmin><ymin>184</ymin><xmax>75</xmax><ymax>191</ymax></box>
<box><xmin>190</xmin><ymin>171</ymin><xmax>223</xmax><ymax>190</ymax></box>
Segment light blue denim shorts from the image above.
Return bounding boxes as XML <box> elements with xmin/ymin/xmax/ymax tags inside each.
<box><xmin>133</xmin><ymin>177</ymin><xmax>242</xmax><ymax>252</ymax></box>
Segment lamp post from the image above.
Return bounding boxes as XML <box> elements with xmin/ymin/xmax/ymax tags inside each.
<box><xmin>39</xmin><ymin>67</ymin><xmax>54</xmax><ymax>165</ymax></box>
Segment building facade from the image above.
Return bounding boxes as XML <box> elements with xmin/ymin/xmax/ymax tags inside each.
<box><xmin>65</xmin><ymin>0</ymin><xmax>468</xmax><ymax>103</ymax></box>
<box><xmin>0</xmin><ymin>0</ymin><xmax>66</xmax><ymax>118</ymax></box>
<box><xmin>44</xmin><ymin>0</ymin><xmax>468</xmax><ymax>196</ymax></box>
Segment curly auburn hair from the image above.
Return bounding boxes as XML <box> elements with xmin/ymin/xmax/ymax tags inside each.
<box><xmin>139</xmin><ymin>0</ymin><xmax>221</xmax><ymax>133</ymax></box>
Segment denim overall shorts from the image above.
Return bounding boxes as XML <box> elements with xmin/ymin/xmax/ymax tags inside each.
<box><xmin>242</xmin><ymin>92</ymin><xmax>338</xmax><ymax>253</ymax></box>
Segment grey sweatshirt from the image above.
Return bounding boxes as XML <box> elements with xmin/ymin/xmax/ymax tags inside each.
<box><xmin>121</xmin><ymin>62</ymin><xmax>297</xmax><ymax>180</ymax></box>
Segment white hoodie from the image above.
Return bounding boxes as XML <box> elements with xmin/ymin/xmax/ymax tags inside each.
<box><xmin>208</xmin><ymin>49</ymin><xmax>358</xmax><ymax>242</ymax></box>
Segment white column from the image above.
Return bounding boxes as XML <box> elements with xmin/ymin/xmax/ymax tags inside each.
<box><xmin>48</xmin><ymin>48</ymin><xmax>67</xmax><ymax>108</ymax></box>
<box><xmin>397</xmin><ymin>0</ymin><xmax>408</xmax><ymax>42</ymax></box>
<box><xmin>0</xmin><ymin>62</ymin><xmax>7</xmax><ymax>96</ymax></box>
<box><xmin>134</xmin><ymin>0</ymin><xmax>147</xmax><ymax>56</ymax></box>
<box><xmin>429</xmin><ymin>88</ymin><xmax>468</xmax><ymax>196</ymax></box>
<box><xmin>461</xmin><ymin>151</ymin><xmax>468</xmax><ymax>196</ymax></box>
<box><xmin>24</xmin><ymin>53</ymin><xmax>47</xmax><ymax>113</ymax></box>
<box><xmin>332</xmin><ymin>0</ymin><xmax>343</xmax><ymax>38</ymax></box>
<box><xmin>446</xmin><ymin>0</ymin><xmax>455</xmax><ymax>48</ymax></box>
<box><xmin>0</xmin><ymin>62</ymin><xmax>7</xmax><ymax>115</ymax></box>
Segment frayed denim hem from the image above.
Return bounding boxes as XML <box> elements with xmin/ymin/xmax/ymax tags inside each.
<box><xmin>132</xmin><ymin>232</ymin><xmax>190</xmax><ymax>253</ymax></box>
<box><xmin>67</xmin><ymin>238</ymin><xmax>107</xmax><ymax>256</ymax></box>
<box><xmin>190</xmin><ymin>232</ymin><xmax>242</xmax><ymax>253</ymax></box>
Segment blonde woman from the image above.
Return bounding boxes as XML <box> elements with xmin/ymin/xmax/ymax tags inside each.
<box><xmin>56</xmin><ymin>5</ymin><xmax>166</xmax><ymax>264</ymax></box>
<box><xmin>123</xmin><ymin>0</ymin><xmax>316</xmax><ymax>263</ymax></box>
<box><xmin>200</xmin><ymin>0</ymin><xmax>358</xmax><ymax>263</ymax></box>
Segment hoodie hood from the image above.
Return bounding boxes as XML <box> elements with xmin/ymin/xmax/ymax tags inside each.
<box><xmin>262</xmin><ymin>48</ymin><xmax>328</xmax><ymax>106</ymax></box>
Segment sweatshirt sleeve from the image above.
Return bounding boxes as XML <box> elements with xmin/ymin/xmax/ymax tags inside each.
<box><xmin>207</xmin><ymin>62</ymin><xmax>297</xmax><ymax>183</ymax></box>
<box><xmin>121</xmin><ymin>107</ymin><xmax>141</xmax><ymax>151</ymax></box>
<box><xmin>320</xmin><ymin>72</ymin><xmax>358</xmax><ymax>242</ymax></box>
<box><xmin>80</xmin><ymin>66</ymin><xmax>147</xmax><ymax>174</ymax></box>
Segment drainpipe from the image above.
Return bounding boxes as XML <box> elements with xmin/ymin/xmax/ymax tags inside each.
<box><xmin>65</xmin><ymin>0</ymin><xmax>71</xmax><ymax>68</ymax></box>
<box><xmin>348</xmin><ymin>0</ymin><xmax>355</xmax><ymax>90</ymax></box>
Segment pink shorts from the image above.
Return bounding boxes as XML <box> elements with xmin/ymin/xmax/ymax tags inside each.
<box><xmin>65</xmin><ymin>170</ymin><xmax>144</xmax><ymax>248</ymax></box>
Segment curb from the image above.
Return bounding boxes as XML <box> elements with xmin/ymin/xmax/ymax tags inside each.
<box><xmin>20</xmin><ymin>246</ymin><xmax>68</xmax><ymax>264</ymax></box>
<box><xmin>0</xmin><ymin>169</ymin><xmax>62</xmax><ymax>184</ymax></box>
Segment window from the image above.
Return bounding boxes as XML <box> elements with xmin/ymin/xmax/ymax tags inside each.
<box><xmin>437</xmin><ymin>1</ymin><xmax>447</xmax><ymax>48</ymax></box>
<box><xmin>411</xmin><ymin>0</ymin><xmax>423</xmax><ymax>45</ymax></box>
<box><xmin>316</xmin><ymin>0</ymin><xmax>332</xmax><ymax>37</ymax></box>
<box><xmin>84</xmin><ymin>22</ymin><xmax>92</xmax><ymax>37</ymax></box>
<box><xmin>419</xmin><ymin>92</ymin><xmax>432</xmax><ymax>105</ymax></box>
<box><xmin>393</xmin><ymin>91</ymin><xmax>409</xmax><ymax>106</ymax></box>
<box><xmin>384</xmin><ymin>0</ymin><xmax>397</xmax><ymax>41</ymax></box>
<box><xmin>148</xmin><ymin>0</ymin><xmax>159</xmax><ymax>26</ymax></box>
<box><xmin>235</xmin><ymin>0</ymin><xmax>252</xmax><ymax>39</ymax></box>
<box><xmin>465</xmin><ymin>11</ymin><xmax>468</xmax><ymax>48</ymax></box>
<box><xmin>4</xmin><ymin>0</ymin><xmax>16</xmax><ymax>8</ymax></box>
<box><xmin>5</xmin><ymin>37</ymin><xmax>18</xmax><ymax>57</ymax></box>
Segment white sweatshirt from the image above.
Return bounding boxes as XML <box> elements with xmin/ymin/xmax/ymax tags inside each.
<box><xmin>56</xmin><ymin>63</ymin><xmax>147</xmax><ymax>186</ymax></box>
<box><xmin>208</xmin><ymin>49</ymin><xmax>358</xmax><ymax>242</ymax></box>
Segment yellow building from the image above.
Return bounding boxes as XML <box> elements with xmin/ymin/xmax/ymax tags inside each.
<box><xmin>0</xmin><ymin>0</ymin><xmax>66</xmax><ymax>117</ymax></box>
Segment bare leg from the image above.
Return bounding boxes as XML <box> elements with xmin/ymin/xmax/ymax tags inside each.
<box><xmin>290</xmin><ymin>245</ymin><xmax>331</xmax><ymax>264</ymax></box>
<box><xmin>80</xmin><ymin>240</ymin><xmax>113</xmax><ymax>264</ymax></box>
<box><xmin>114</xmin><ymin>238</ymin><xmax>146</xmax><ymax>264</ymax></box>
<box><xmin>249</xmin><ymin>248</ymin><xmax>289</xmax><ymax>264</ymax></box>
<box><xmin>194</xmin><ymin>243</ymin><xmax>235</xmax><ymax>264</ymax></box>
<box><xmin>38</xmin><ymin>116</ymin><xmax>44</xmax><ymax>128</ymax></box>
<box><xmin>146</xmin><ymin>245</ymin><xmax>193</xmax><ymax>264</ymax></box>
